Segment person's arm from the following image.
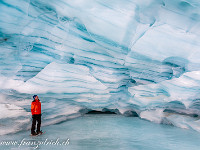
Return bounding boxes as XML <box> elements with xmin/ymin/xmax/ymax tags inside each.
<box><xmin>31</xmin><ymin>102</ymin><xmax>35</xmax><ymax>115</ymax></box>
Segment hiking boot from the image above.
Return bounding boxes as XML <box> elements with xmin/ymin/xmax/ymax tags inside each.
<box><xmin>31</xmin><ymin>132</ymin><xmax>37</xmax><ymax>136</ymax></box>
<box><xmin>37</xmin><ymin>131</ymin><xmax>43</xmax><ymax>135</ymax></box>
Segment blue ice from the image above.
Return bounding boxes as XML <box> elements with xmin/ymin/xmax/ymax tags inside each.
<box><xmin>0</xmin><ymin>0</ymin><xmax>200</xmax><ymax>146</ymax></box>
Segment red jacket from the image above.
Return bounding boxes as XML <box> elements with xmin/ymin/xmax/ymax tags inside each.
<box><xmin>31</xmin><ymin>100</ymin><xmax>41</xmax><ymax>115</ymax></box>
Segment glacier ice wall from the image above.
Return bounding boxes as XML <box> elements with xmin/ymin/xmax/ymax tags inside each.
<box><xmin>0</xmin><ymin>0</ymin><xmax>200</xmax><ymax>134</ymax></box>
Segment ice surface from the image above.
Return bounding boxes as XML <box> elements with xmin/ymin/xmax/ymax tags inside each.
<box><xmin>0</xmin><ymin>0</ymin><xmax>200</xmax><ymax>135</ymax></box>
<box><xmin>1</xmin><ymin>115</ymin><xmax>200</xmax><ymax>150</ymax></box>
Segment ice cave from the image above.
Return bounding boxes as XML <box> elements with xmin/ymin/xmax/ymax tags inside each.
<box><xmin>0</xmin><ymin>0</ymin><xmax>200</xmax><ymax>149</ymax></box>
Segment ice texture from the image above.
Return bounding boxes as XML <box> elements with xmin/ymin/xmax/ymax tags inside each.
<box><xmin>0</xmin><ymin>0</ymin><xmax>200</xmax><ymax>135</ymax></box>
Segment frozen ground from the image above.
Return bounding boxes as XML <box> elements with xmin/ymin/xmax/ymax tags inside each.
<box><xmin>0</xmin><ymin>114</ymin><xmax>200</xmax><ymax>150</ymax></box>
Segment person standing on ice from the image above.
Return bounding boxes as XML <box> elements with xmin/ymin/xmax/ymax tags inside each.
<box><xmin>31</xmin><ymin>95</ymin><xmax>43</xmax><ymax>135</ymax></box>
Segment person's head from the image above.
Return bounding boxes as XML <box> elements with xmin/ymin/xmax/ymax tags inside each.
<box><xmin>33</xmin><ymin>95</ymin><xmax>39</xmax><ymax>100</ymax></box>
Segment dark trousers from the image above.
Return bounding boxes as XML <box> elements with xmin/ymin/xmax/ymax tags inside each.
<box><xmin>31</xmin><ymin>114</ymin><xmax>41</xmax><ymax>134</ymax></box>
